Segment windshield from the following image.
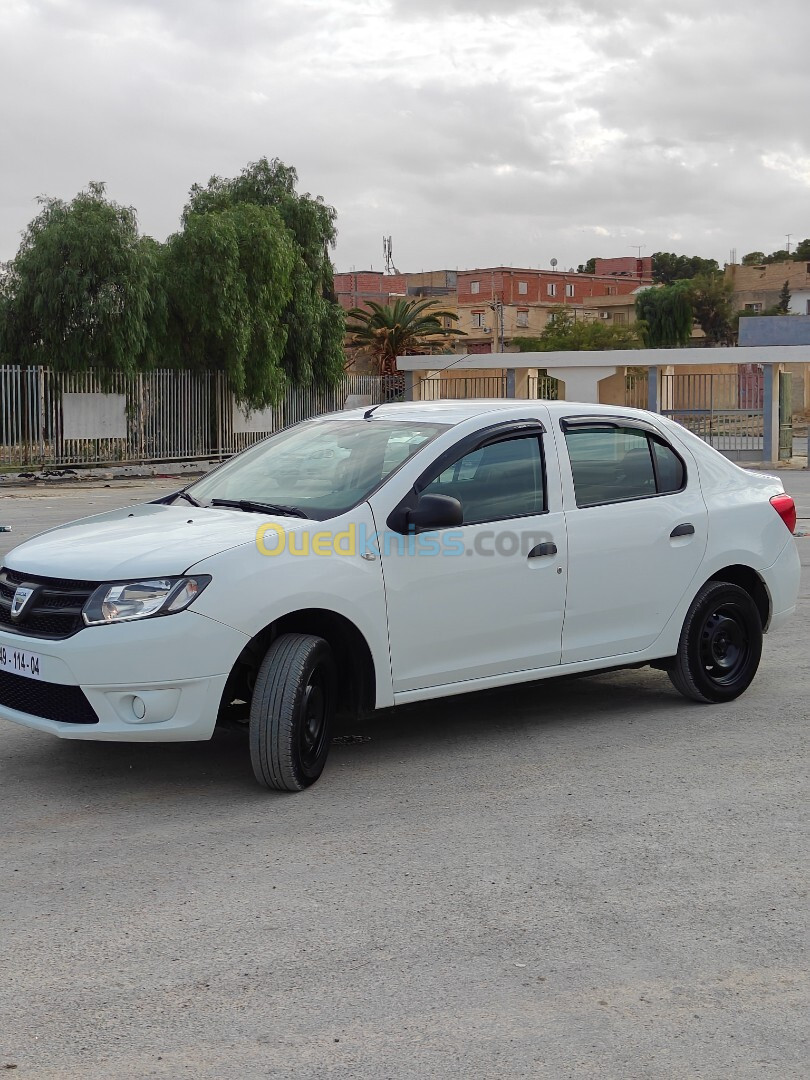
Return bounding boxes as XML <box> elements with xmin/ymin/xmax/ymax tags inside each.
<box><xmin>188</xmin><ymin>418</ymin><xmax>448</xmax><ymax>520</ymax></box>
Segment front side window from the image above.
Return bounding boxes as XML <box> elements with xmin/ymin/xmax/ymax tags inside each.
<box><xmin>421</xmin><ymin>435</ymin><xmax>546</xmax><ymax>524</ymax></box>
<box><xmin>188</xmin><ymin>419</ymin><xmax>448</xmax><ymax>520</ymax></box>
<box><xmin>563</xmin><ymin>423</ymin><xmax>685</xmax><ymax>507</ymax></box>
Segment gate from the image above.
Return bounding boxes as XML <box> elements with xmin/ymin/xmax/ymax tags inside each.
<box><xmin>657</xmin><ymin>371</ymin><xmax>765</xmax><ymax>462</ymax></box>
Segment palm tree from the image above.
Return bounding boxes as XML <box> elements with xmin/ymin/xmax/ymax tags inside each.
<box><xmin>344</xmin><ymin>297</ymin><xmax>465</xmax><ymax>376</ymax></box>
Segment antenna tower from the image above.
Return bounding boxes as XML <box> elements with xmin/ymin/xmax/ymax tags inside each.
<box><xmin>383</xmin><ymin>236</ymin><xmax>399</xmax><ymax>275</ymax></box>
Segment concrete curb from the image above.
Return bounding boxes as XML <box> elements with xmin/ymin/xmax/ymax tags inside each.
<box><xmin>0</xmin><ymin>461</ymin><xmax>219</xmax><ymax>487</ymax></box>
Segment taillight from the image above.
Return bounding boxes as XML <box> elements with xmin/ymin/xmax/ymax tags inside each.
<box><xmin>770</xmin><ymin>493</ymin><xmax>797</xmax><ymax>534</ymax></box>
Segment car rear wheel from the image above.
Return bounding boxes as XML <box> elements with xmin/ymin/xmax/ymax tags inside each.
<box><xmin>668</xmin><ymin>581</ymin><xmax>763</xmax><ymax>704</ymax></box>
<box><xmin>249</xmin><ymin>633</ymin><xmax>336</xmax><ymax>791</ymax></box>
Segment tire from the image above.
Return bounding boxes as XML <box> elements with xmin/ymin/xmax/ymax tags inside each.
<box><xmin>249</xmin><ymin>633</ymin><xmax>337</xmax><ymax>791</ymax></box>
<box><xmin>668</xmin><ymin>581</ymin><xmax>763</xmax><ymax>704</ymax></box>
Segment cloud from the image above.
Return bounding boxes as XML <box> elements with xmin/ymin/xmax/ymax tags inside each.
<box><xmin>0</xmin><ymin>0</ymin><xmax>808</xmax><ymax>269</ymax></box>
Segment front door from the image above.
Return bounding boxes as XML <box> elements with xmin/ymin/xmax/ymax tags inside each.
<box><xmin>369</xmin><ymin>417</ymin><xmax>567</xmax><ymax>695</ymax></box>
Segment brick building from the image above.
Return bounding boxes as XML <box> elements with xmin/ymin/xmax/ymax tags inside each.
<box><xmin>336</xmin><ymin>259</ymin><xmax>652</xmax><ymax>354</ymax></box>
<box><xmin>333</xmin><ymin>271</ymin><xmax>408</xmax><ymax>312</ymax></box>
<box><xmin>726</xmin><ymin>259</ymin><xmax>810</xmax><ymax>316</ymax></box>
<box><xmin>455</xmin><ymin>264</ymin><xmax>650</xmax><ymax>353</ymax></box>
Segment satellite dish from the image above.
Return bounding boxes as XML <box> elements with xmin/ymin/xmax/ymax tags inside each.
<box><xmin>550</xmin><ymin>258</ymin><xmax>558</xmax><ymax>269</ymax></box>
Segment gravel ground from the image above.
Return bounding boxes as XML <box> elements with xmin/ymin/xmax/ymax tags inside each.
<box><xmin>0</xmin><ymin>475</ymin><xmax>807</xmax><ymax>1079</ymax></box>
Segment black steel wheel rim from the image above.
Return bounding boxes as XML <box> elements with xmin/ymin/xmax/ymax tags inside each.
<box><xmin>699</xmin><ymin>605</ymin><xmax>750</xmax><ymax>686</ymax></box>
<box><xmin>298</xmin><ymin>666</ymin><xmax>330</xmax><ymax>771</ymax></box>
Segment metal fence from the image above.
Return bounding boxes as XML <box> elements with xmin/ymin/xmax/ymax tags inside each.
<box><xmin>625</xmin><ymin>371</ymin><xmax>649</xmax><ymax>409</ymax></box>
<box><xmin>0</xmin><ymin>366</ymin><xmax>386</xmax><ymax>468</ymax></box>
<box><xmin>528</xmin><ymin>374</ymin><xmax>560</xmax><ymax>400</ymax></box>
<box><xmin>418</xmin><ymin>375</ymin><xmax>507</xmax><ymax>400</ymax></box>
<box><xmin>418</xmin><ymin>374</ymin><xmax>559</xmax><ymax>400</ymax></box>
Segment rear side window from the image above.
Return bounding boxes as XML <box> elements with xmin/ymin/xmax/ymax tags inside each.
<box><xmin>563</xmin><ymin>423</ymin><xmax>685</xmax><ymax>507</ymax></box>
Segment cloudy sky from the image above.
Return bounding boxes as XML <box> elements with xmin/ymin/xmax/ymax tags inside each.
<box><xmin>1</xmin><ymin>0</ymin><xmax>808</xmax><ymax>273</ymax></box>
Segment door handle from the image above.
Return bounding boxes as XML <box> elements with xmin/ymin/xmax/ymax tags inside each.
<box><xmin>670</xmin><ymin>523</ymin><xmax>695</xmax><ymax>538</ymax></box>
<box><xmin>528</xmin><ymin>542</ymin><xmax>557</xmax><ymax>558</ymax></box>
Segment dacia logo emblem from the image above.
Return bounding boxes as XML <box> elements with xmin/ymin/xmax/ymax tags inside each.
<box><xmin>10</xmin><ymin>585</ymin><xmax>35</xmax><ymax>620</ymax></box>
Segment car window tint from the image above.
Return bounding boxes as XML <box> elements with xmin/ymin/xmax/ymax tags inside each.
<box><xmin>422</xmin><ymin>435</ymin><xmax>545</xmax><ymax>524</ymax></box>
<box><xmin>652</xmin><ymin>438</ymin><xmax>685</xmax><ymax>493</ymax></box>
<box><xmin>565</xmin><ymin>426</ymin><xmax>656</xmax><ymax>506</ymax></box>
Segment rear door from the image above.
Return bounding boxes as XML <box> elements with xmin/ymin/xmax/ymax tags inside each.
<box><xmin>559</xmin><ymin>416</ymin><xmax>708</xmax><ymax>664</ymax></box>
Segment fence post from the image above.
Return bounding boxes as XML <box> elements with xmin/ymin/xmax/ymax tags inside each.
<box><xmin>762</xmin><ymin>364</ymin><xmax>780</xmax><ymax>464</ymax></box>
<box><xmin>647</xmin><ymin>367</ymin><xmax>660</xmax><ymax>413</ymax></box>
<box><xmin>506</xmin><ymin>369</ymin><xmax>516</xmax><ymax>398</ymax></box>
<box><xmin>403</xmin><ymin>371</ymin><xmax>415</xmax><ymax>401</ymax></box>
<box><xmin>216</xmin><ymin>373</ymin><xmax>224</xmax><ymax>459</ymax></box>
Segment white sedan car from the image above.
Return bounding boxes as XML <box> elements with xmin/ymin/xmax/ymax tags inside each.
<box><xmin>0</xmin><ymin>401</ymin><xmax>800</xmax><ymax>791</ymax></box>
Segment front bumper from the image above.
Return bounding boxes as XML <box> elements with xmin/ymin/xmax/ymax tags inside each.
<box><xmin>0</xmin><ymin>611</ymin><xmax>250</xmax><ymax>742</ymax></box>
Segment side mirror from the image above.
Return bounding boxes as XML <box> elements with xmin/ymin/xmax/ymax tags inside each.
<box><xmin>407</xmin><ymin>493</ymin><xmax>463</xmax><ymax>533</ymax></box>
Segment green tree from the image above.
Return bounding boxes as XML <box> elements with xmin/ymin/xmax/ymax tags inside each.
<box><xmin>635</xmin><ymin>284</ymin><xmax>694</xmax><ymax>347</ymax></box>
<box><xmin>163</xmin><ymin>203</ymin><xmax>296</xmax><ymax>407</ymax></box>
<box><xmin>183</xmin><ymin>157</ymin><xmax>344</xmax><ymax>390</ymax></box>
<box><xmin>688</xmin><ymin>273</ymin><xmax>735</xmax><ymax>345</ymax></box>
<box><xmin>576</xmin><ymin>258</ymin><xmax>597</xmax><ymax>274</ymax></box>
<box><xmin>741</xmin><ymin>251</ymin><xmax>766</xmax><ymax>265</ymax></box>
<box><xmin>515</xmin><ymin>306</ymin><xmax>642</xmax><ymax>351</ymax></box>
<box><xmin>344</xmin><ymin>298</ymin><xmax>464</xmax><ymax>376</ymax></box>
<box><xmin>0</xmin><ymin>182</ymin><xmax>151</xmax><ymax>373</ymax></box>
<box><xmin>652</xmin><ymin>252</ymin><xmax>720</xmax><ymax>285</ymax></box>
<box><xmin>777</xmin><ymin>280</ymin><xmax>791</xmax><ymax>314</ymax></box>
<box><xmin>793</xmin><ymin>238</ymin><xmax>810</xmax><ymax>261</ymax></box>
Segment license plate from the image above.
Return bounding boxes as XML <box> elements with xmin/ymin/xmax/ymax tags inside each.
<box><xmin>0</xmin><ymin>645</ymin><xmax>44</xmax><ymax>681</ymax></box>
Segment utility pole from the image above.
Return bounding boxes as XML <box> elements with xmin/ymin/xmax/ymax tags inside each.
<box><xmin>785</xmin><ymin>234</ymin><xmax>792</xmax><ymax>255</ymax></box>
<box><xmin>488</xmin><ymin>299</ymin><xmax>505</xmax><ymax>353</ymax></box>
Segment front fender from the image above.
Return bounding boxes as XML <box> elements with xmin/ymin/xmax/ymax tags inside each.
<box><xmin>186</xmin><ymin>504</ymin><xmax>393</xmax><ymax>708</ymax></box>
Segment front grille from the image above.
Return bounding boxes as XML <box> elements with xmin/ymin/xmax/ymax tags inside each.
<box><xmin>0</xmin><ymin>568</ymin><xmax>97</xmax><ymax>640</ymax></box>
<box><xmin>0</xmin><ymin>669</ymin><xmax>98</xmax><ymax>724</ymax></box>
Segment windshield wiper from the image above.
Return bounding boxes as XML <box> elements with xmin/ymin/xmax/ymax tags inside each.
<box><xmin>174</xmin><ymin>490</ymin><xmax>202</xmax><ymax>507</ymax></box>
<box><xmin>210</xmin><ymin>498</ymin><xmax>309</xmax><ymax>519</ymax></box>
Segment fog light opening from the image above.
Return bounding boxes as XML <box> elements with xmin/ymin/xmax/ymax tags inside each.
<box><xmin>131</xmin><ymin>696</ymin><xmax>146</xmax><ymax>721</ymax></box>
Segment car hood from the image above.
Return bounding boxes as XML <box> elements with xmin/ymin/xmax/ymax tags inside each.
<box><xmin>4</xmin><ymin>503</ymin><xmax>309</xmax><ymax>580</ymax></box>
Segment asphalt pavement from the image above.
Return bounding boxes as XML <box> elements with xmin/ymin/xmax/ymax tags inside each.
<box><xmin>0</xmin><ymin>474</ymin><xmax>808</xmax><ymax>1079</ymax></box>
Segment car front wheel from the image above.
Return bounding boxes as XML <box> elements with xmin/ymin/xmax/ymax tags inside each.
<box><xmin>249</xmin><ymin>633</ymin><xmax>337</xmax><ymax>791</ymax></box>
<box><xmin>668</xmin><ymin>581</ymin><xmax>763</xmax><ymax>704</ymax></box>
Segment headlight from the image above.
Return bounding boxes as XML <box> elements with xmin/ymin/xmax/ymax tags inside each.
<box><xmin>82</xmin><ymin>576</ymin><xmax>211</xmax><ymax>626</ymax></box>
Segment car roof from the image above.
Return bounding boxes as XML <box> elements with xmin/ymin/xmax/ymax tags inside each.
<box><xmin>320</xmin><ymin>399</ymin><xmax>659</xmax><ymax>426</ymax></box>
